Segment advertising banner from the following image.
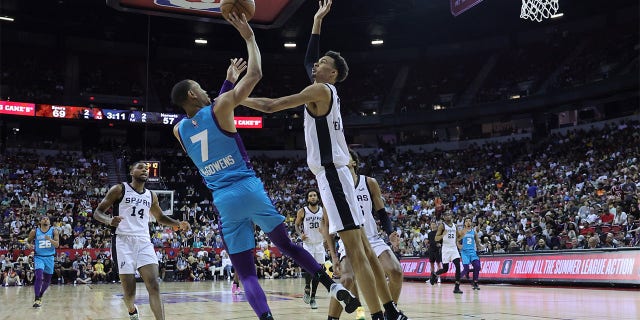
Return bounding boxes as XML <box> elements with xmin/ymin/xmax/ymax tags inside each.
<box><xmin>400</xmin><ymin>249</ymin><xmax>640</xmax><ymax>285</ymax></box>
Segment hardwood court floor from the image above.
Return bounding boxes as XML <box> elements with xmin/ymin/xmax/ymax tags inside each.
<box><xmin>0</xmin><ymin>278</ymin><xmax>637</xmax><ymax>320</ymax></box>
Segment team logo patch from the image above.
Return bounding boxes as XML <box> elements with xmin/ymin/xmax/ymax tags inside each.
<box><xmin>154</xmin><ymin>0</ymin><xmax>222</xmax><ymax>12</ymax></box>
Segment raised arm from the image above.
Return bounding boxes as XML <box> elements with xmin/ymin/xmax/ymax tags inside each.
<box><xmin>242</xmin><ymin>83</ymin><xmax>330</xmax><ymax>113</ymax></box>
<box><xmin>217</xmin><ymin>58</ymin><xmax>247</xmax><ymax>96</ymax></box>
<box><xmin>305</xmin><ymin>0</ymin><xmax>332</xmax><ymax>81</ymax></box>
<box><xmin>214</xmin><ymin>13</ymin><xmax>262</xmax><ymax>115</ymax></box>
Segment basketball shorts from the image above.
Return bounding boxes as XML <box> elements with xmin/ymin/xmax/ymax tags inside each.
<box><xmin>113</xmin><ymin>235</ymin><xmax>158</xmax><ymax>274</ymax></box>
<box><xmin>316</xmin><ymin>165</ymin><xmax>364</xmax><ymax>234</ymax></box>
<box><xmin>34</xmin><ymin>255</ymin><xmax>55</xmax><ymax>274</ymax></box>
<box><xmin>303</xmin><ymin>242</ymin><xmax>326</xmax><ymax>264</ymax></box>
<box><xmin>461</xmin><ymin>250</ymin><xmax>480</xmax><ymax>265</ymax></box>
<box><xmin>428</xmin><ymin>249</ymin><xmax>442</xmax><ymax>264</ymax></box>
<box><xmin>213</xmin><ymin>176</ymin><xmax>285</xmax><ymax>254</ymax></box>
<box><xmin>338</xmin><ymin>236</ymin><xmax>391</xmax><ymax>261</ymax></box>
<box><xmin>441</xmin><ymin>247</ymin><xmax>461</xmax><ymax>264</ymax></box>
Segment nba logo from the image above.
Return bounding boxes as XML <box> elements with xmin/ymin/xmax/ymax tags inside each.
<box><xmin>502</xmin><ymin>260</ymin><xmax>512</xmax><ymax>274</ymax></box>
<box><xmin>154</xmin><ymin>0</ymin><xmax>222</xmax><ymax>13</ymax></box>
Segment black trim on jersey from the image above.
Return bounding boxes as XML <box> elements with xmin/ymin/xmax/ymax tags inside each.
<box><xmin>305</xmin><ymin>205</ymin><xmax>321</xmax><ymax>214</ymax></box>
<box><xmin>362</xmin><ymin>175</ymin><xmax>375</xmax><ymax>215</ymax></box>
<box><xmin>110</xmin><ymin>183</ymin><xmax>126</xmax><ymax>235</ymax></box>
<box><xmin>111</xmin><ymin>234</ymin><xmax>119</xmax><ymax>275</ymax></box>
<box><xmin>304</xmin><ymin>83</ymin><xmax>334</xmax><ymax>119</ymax></box>
<box><xmin>315</xmin><ymin>116</ymin><xmax>334</xmax><ymax>166</ymax></box>
<box><xmin>325</xmin><ymin>165</ymin><xmax>356</xmax><ymax>230</ymax></box>
<box><xmin>126</xmin><ymin>182</ymin><xmax>147</xmax><ymax>195</ymax></box>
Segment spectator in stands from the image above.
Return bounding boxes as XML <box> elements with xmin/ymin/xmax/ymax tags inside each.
<box><xmin>601</xmin><ymin>208</ymin><xmax>615</xmax><ymax>224</ymax></box>
<box><xmin>534</xmin><ymin>238</ymin><xmax>550</xmax><ymax>250</ymax></box>
<box><xmin>93</xmin><ymin>259</ymin><xmax>106</xmax><ymax>283</ymax></box>
<box><xmin>587</xmin><ymin>236</ymin><xmax>601</xmax><ymax>249</ymax></box>
<box><xmin>601</xmin><ymin>233</ymin><xmax>618</xmax><ymax>248</ymax></box>
<box><xmin>3</xmin><ymin>267</ymin><xmax>22</xmax><ymax>286</ymax></box>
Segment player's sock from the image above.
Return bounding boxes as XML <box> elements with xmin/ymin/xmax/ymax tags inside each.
<box><xmin>267</xmin><ymin>224</ymin><xmax>327</xmax><ymax>287</ymax></box>
<box><xmin>40</xmin><ymin>273</ymin><xmax>52</xmax><ymax>296</ymax></box>
<box><xmin>33</xmin><ymin>270</ymin><xmax>43</xmax><ymax>299</ymax></box>
<box><xmin>230</xmin><ymin>249</ymin><xmax>271</xmax><ymax>317</ymax></box>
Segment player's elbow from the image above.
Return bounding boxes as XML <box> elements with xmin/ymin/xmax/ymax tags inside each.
<box><xmin>246</xmin><ymin>69</ymin><xmax>263</xmax><ymax>81</ymax></box>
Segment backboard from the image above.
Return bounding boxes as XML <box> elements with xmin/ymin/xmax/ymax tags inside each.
<box><xmin>106</xmin><ymin>0</ymin><xmax>305</xmax><ymax>29</ymax></box>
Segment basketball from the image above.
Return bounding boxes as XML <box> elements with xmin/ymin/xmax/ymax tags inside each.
<box><xmin>220</xmin><ymin>0</ymin><xmax>255</xmax><ymax>21</ymax></box>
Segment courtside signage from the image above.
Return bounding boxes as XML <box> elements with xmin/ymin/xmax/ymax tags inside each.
<box><xmin>400</xmin><ymin>250</ymin><xmax>640</xmax><ymax>285</ymax></box>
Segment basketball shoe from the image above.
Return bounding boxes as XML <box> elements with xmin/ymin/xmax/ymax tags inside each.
<box><xmin>129</xmin><ymin>305</ymin><xmax>139</xmax><ymax>320</ymax></box>
<box><xmin>355</xmin><ymin>306</ymin><xmax>366</xmax><ymax>320</ymax></box>
<box><xmin>32</xmin><ymin>297</ymin><xmax>42</xmax><ymax>308</ymax></box>
<box><xmin>329</xmin><ymin>283</ymin><xmax>361</xmax><ymax>314</ymax></box>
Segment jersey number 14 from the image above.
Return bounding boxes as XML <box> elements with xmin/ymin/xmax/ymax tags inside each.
<box><xmin>130</xmin><ymin>206</ymin><xmax>145</xmax><ymax>219</ymax></box>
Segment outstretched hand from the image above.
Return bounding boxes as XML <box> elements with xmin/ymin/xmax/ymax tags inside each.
<box><xmin>226</xmin><ymin>12</ymin><xmax>254</xmax><ymax>40</ymax></box>
<box><xmin>226</xmin><ymin>58</ymin><xmax>248</xmax><ymax>83</ymax></box>
<box><xmin>314</xmin><ymin>0</ymin><xmax>332</xmax><ymax>21</ymax></box>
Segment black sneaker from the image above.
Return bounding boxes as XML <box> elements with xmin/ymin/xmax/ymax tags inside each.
<box><xmin>473</xmin><ymin>283</ymin><xmax>480</xmax><ymax>290</ymax></box>
<box><xmin>453</xmin><ymin>285</ymin><xmax>463</xmax><ymax>294</ymax></box>
<box><xmin>429</xmin><ymin>273</ymin><xmax>437</xmax><ymax>285</ymax></box>
<box><xmin>33</xmin><ymin>298</ymin><xmax>42</xmax><ymax>308</ymax></box>
<box><xmin>388</xmin><ymin>311</ymin><xmax>410</xmax><ymax>320</ymax></box>
<box><xmin>260</xmin><ymin>312</ymin><xmax>274</xmax><ymax>320</ymax></box>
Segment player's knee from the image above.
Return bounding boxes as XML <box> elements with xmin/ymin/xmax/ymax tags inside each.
<box><xmin>341</xmin><ymin>274</ymin><xmax>355</xmax><ymax>290</ymax></box>
<box><xmin>388</xmin><ymin>264</ymin><xmax>403</xmax><ymax>281</ymax></box>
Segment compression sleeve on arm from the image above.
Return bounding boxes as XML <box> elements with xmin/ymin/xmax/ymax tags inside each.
<box><xmin>217</xmin><ymin>80</ymin><xmax>234</xmax><ymax>96</ymax></box>
<box><xmin>304</xmin><ymin>34</ymin><xmax>320</xmax><ymax>82</ymax></box>
<box><xmin>376</xmin><ymin>208</ymin><xmax>393</xmax><ymax>235</ymax></box>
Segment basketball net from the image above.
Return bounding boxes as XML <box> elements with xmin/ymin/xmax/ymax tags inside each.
<box><xmin>520</xmin><ymin>0</ymin><xmax>559</xmax><ymax>22</ymax></box>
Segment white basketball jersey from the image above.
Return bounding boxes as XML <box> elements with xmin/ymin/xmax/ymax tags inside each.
<box><xmin>304</xmin><ymin>83</ymin><xmax>350</xmax><ymax>175</ymax></box>
<box><xmin>442</xmin><ymin>222</ymin><xmax>458</xmax><ymax>251</ymax></box>
<box><xmin>354</xmin><ymin>175</ymin><xmax>379</xmax><ymax>240</ymax></box>
<box><xmin>303</xmin><ymin>206</ymin><xmax>324</xmax><ymax>244</ymax></box>
<box><xmin>115</xmin><ymin>183</ymin><xmax>152</xmax><ymax>238</ymax></box>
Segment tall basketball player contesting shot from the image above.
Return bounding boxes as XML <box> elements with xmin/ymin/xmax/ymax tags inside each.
<box><xmin>242</xmin><ymin>1</ymin><xmax>409</xmax><ymax>319</ymax></box>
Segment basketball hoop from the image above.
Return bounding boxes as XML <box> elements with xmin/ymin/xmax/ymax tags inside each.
<box><xmin>520</xmin><ymin>0</ymin><xmax>559</xmax><ymax>22</ymax></box>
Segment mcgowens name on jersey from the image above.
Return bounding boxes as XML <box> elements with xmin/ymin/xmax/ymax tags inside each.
<box><xmin>199</xmin><ymin>154</ymin><xmax>235</xmax><ymax>176</ymax></box>
<box><xmin>124</xmin><ymin>197</ymin><xmax>151</xmax><ymax>207</ymax></box>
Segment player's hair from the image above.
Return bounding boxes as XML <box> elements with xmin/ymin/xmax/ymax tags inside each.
<box><xmin>129</xmin><ymin>161</ymin><xmax>146</xmax><ymax>172</ymax></box>
<box><xmin>348</xmin><ymin>148</ymin><xmax>360</xmax><ymax>172</ymax></box>
<box><xmin>324</xmin><ymin>51</ymin><xmax>349</xmax><ymax>83</ymax></box>
<box><xmin>171</xmin><ymin>79</ymin><xmax>193</xmax><ymax>107</ymax></box>
<box><xmin>306</xmin><ymin>188</ymin><xmax>320</xmax><ymax>202</ymax></box>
